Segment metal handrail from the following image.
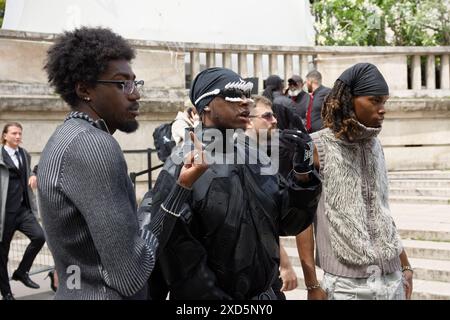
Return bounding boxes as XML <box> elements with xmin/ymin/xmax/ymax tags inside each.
<box><xmin>123</xmin><ymin>148</ymin><xmax>162</xmax><ymax>190</ymax></box>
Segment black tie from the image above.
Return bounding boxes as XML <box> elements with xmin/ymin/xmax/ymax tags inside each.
<box><xmin>15</xmin><ymin>150</ymin><xmax>22</xmax><ymax>170</ymax></box>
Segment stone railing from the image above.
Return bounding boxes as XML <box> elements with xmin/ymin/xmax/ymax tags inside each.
<box><xmin>182</xmin><ymin>43</ymin><xmax>450</xmax><ymax>97</ymax></box>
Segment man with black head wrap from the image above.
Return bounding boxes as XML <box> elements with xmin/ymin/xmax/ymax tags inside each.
<box><xmin>143</xmin><ymin>67</ymin><xmax>321</xmax><ymax>300</ymax></box>
<box><xmin>295</xmin><ymin>63</ymin><xmax>413</xmax><ymax>300</ymax></box>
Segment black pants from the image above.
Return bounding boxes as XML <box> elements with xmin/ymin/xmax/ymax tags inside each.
<box><xmin>0</xmin><ymin>208</ymin><xmax>45</xmax><ymax>296</ymax></box>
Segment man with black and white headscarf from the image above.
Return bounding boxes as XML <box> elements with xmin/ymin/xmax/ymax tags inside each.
<box><xmin>143</xmin><ymin>67</ymin><xmax>322</xmax><ymax>300</ymax></box>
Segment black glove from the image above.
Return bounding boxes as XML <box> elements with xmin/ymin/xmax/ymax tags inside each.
<box><xmin>280</xmin><ymin>129</ymin><xmax>314</xmax><ymax>174</ymax></box>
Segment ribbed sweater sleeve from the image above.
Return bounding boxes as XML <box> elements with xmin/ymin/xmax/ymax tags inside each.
<box><xmin>58</xmin><ymin>130</ymin><xmax>154</xmax><ymax>297</ymax></box>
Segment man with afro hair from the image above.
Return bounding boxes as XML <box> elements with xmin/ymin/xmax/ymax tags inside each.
<box><xmin>38</xmin><ymin>27</ymin><xmax>207</xmax><ymax>300</ymax></box>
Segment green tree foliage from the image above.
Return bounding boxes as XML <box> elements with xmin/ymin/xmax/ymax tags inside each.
<box><xmin>312</xmin><ymin>0</ymin><xmax>449</xmax><ymax>46</ymax></box>
<box><xmin>0</xmin><ymin>0</ymin><xmax>5</xmax><ymax>28</ymax></box>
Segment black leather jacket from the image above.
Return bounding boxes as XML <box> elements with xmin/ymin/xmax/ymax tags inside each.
<box><xmin>144</xmin><ymin>130</ymin><xmax>321</xmax><ymax>300</ymax></box>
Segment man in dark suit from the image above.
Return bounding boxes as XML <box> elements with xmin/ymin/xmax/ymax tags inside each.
<box><xmin>305</xmin><ymin>70</ymin><xmax>331</xmax><ymax>133</ymax></box>
<box><xmin>0</xmin><ymin>122</ymin><xmax>45</xmax><ymax>300</ymax></box>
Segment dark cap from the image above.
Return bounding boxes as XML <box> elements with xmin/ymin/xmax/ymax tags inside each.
<box><xmin>288</xmin><ymin>75</ymin><xmax>303</xmax><ymax>84</ymax></box>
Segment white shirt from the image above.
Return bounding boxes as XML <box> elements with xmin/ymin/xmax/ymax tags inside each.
<box><xmin>4</xmin><ymin>145</ymin><xmax>21</xmax><ymax>169</ymax></box>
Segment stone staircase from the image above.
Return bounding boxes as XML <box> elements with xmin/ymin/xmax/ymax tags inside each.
<box><xmin>389</xmin><ymin>171</ymin><xmax>450</xmax><ymax>205</ymax></box>
<box><xmin>280</xmin><ymin>171</ymin><xmax>450</xmax><ymax>300</ymax></box>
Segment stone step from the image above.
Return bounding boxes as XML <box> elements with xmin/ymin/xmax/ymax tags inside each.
<box><xmin>389</xmin><ymin>195</ymin><xmax>450</xmax><ymax>205</ymax></box>
<box><xmin>402</xmin><ymin>239</ymin><xmax>450</xmax><ymax>261</ymax></box>
<box><xmin>399</xmin><ymin>229</ymin><xmax>450</xmax><ymax>242</ymax></box>
<box><xmin>390</xmin><ymin>203</ymin><xmax>450</xmax><ymax>239</ymax></box>
<box><xmin>412</xmin><ymin>279</ymin><xmax>450</xmax><ymax>300</ymax></box>
<box><xmin>389</xmin><ymin>179</ymin><xmax>450</xmax><ymax>189</ymax></box>
<box><xmin>408</xmin><ymin>258</ymin><xmax>450</xmax><ymax>282</ymax></box>
<box><xmin>285</xmin><ymin>266</ymin><xmax>450</xmax><ymax>300</ymax></box>
<box><xmin>390</xmin><ymin>187</ymin><xmax>450</xmax><ymax>197</ymax></box>
<box><xmin>283</xmin><ymin>245</ymin><xmax>450</xmax><ymax>283</ymax></box>
<box><xmin>278</xmin><ymin>205</ymin><xmax>450</xmax><ymax>243</ymax></box>
<box><xmin>388</xmin><ymin>171</ymin><xmax>450</xmax><ymax>180</ymax></box>
<box><xmin>281</xmin><ymin>238</ymin><xmax>450</xmax><ymax>261</ymax></box>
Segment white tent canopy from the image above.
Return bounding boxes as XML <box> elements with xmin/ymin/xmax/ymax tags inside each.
<box><xmin>2</xmin><ymin>0</ymin><xmax>315</xmax><ymax>46</ymax></box>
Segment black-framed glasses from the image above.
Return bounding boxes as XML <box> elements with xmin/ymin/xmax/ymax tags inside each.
<box><xmin>96</xmin><ymin>79</ymin><xmax>144</xmax><ymax>95</ymax></box>
<box><xmin>249</xmin><ymin>112</ymin><xmax>276</xmax><ymax>120</ymax></box>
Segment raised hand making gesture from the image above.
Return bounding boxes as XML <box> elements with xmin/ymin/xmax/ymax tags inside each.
<box><xmin>177</xmin><ymin>131</ymin><xmax>209</xmax><ymax>189</ymax></box>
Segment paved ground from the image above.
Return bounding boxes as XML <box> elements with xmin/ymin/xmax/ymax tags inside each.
<box><xmin>11</xmin><ymin>272</ymin><xmax>54</xmax><ymax>300</ymax></box>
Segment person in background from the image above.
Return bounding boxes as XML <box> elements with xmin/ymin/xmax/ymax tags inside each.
<box><xmin>263</xmin><ymin>75</ymin><xmax>304</xmax><ymax>130</ymax></box>
<box><xmin>286</xmin><ymin>75</ymin><xmax>309</xmax><ymax>123</ymax></box>
<box><xmin>171</xmin><ymin>106</ymin><xmax>199</xmax><ymax>146</ymax></box>
<box><xmin>263</xmin><ymin>75</ymin><xmax>294</xmax><ymax>109</ymax></box>
<box><xmin>0</xmin><ymin>122</ymin><xmax>45</xmax><ymax>300</ymax></box>
<box><xmin>246</xmin><ymin>96</ymin><xmax>301</xmax><ymax>299</ymax></box>
<box><xmin>304</xmin><ymin>70</ymin><xmax>331</xmax><ymax>133</ymax></box>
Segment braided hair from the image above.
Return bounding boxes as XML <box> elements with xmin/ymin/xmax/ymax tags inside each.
<box><xmin>321</xmin><ymin>79</ymin><xmax>363</xmax><ymax>141</ymax></box>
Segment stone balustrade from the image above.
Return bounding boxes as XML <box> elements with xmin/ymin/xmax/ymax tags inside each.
<box><xmin>183</xmin><ymin>43</ymin><xmax>450</xmax><ymax>97</ymax></box>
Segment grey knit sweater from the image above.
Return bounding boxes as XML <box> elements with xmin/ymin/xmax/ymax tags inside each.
<box><xmin>38</xmin><ymin>116</ymin><xmax>190</xmax><ymax>300</ymax></box>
